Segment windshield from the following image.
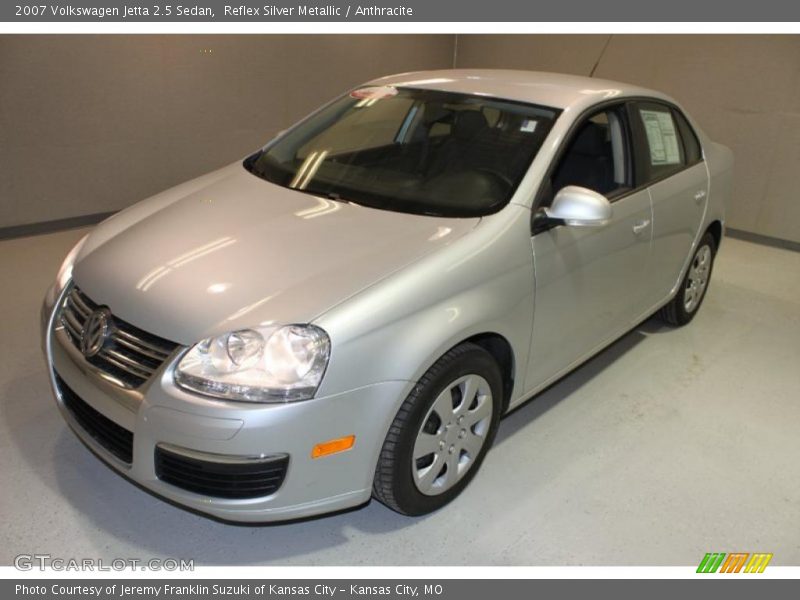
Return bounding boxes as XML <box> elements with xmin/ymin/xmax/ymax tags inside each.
<box><xmin>244</xmin><ymin>86</ymin><xmax>559</xmax><ymax>218</ymax></box>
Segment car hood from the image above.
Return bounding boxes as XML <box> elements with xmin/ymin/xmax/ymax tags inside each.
<box><xmin>73</xmin><ymin>164</ymin><xmax>479</xmax><ymax>344</ymax></box>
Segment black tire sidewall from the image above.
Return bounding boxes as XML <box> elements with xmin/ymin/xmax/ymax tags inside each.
<box><xmin>389</xmin><ymin>347</ymin><xmax>503</xmax><ymax>516</ymax></box>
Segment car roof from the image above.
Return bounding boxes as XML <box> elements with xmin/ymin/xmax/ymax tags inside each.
<box><xmin>367</xmin><ymin>69</ymin><xmax>674</xmax><ymax>112</ymax></box>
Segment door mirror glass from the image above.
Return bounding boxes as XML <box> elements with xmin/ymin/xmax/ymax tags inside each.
<box><xmin>544</xmin><ymin>185</ymin><xmax>612</xmax><ymax>227</ymax></box>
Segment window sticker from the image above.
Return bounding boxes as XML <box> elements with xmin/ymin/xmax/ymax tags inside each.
<box><xmin>520</xmin><ymin>119</ymin><xmax>538</xmax><ymax>133</ymax></box>
<box><xmin>640</xmin><ymin>109</ymin><xmax>681</xmax><ymax>165</ymax></box>
<box><xmin>349</xmin><ymin>86</ymin><xmax>398</xmax><ymax>100</ymax></box>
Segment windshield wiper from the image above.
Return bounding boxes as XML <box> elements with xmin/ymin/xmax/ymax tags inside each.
<box><xmin>292</xmin><ymin>186</ymin><xmax>357</xmax><ymax>205</ymax></box>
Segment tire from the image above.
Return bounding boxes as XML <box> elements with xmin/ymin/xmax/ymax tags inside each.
<box><xmin>373</xmin><ymin>343</ymin><xmax>503</xmax><ymax>516</ymax></box>
<box><xmin>659</xmin><ymin>232</ymin><xmax>717</xmax><ymax>326</ymax></box>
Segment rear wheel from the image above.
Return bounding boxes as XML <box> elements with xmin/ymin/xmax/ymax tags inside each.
<box><xmin>659</xmin><ymin>232</ymin><xmax>716</xmax><ymax>326</ymax></box>
<box><xmin>372</xmin><ymin>343</ymin><xmax>503</xmax><ymax>516</ymax></box>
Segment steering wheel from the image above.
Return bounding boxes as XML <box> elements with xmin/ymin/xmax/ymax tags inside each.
<box><xmin>475</xmin><ymin>168</ymin><xmax>514</xmax><ymax>189</ymax></box>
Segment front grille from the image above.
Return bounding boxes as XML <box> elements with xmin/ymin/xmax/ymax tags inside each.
<box><xmin>56</xmin><ymin>373</ymin><xmax>134</xmax><ymax>464</ymax></box>
<box><xmin>59</xmin><ymin>286</ymin><xmax>179</xmax><ymax>388</ymax></box>
<box><xmin>155</xmin><ymin>445</ymin><xmax>289</xmax><ymax>499</ymax></box>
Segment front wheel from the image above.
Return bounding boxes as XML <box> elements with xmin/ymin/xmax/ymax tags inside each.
<box><xmin>372</xmin><ymin>343</ymin><xmax>503</xmax><ymax>516</ymax></box>
<box><xmin>659</xmin><ymin>232</ymin><xmax>717</xmax><ymax>326</ymax></box>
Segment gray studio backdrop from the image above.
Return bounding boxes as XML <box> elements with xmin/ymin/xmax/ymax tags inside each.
<box><xmin>1</xmin><ymin>34</ymin><xmax>798</xmax><ymax>244</ymax></box>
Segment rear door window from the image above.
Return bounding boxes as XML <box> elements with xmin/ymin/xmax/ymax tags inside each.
<box><xmin>630</xmin><ymin>101</ymin><xmax>704</xmax><ymax>186</ymax></box>
<box><xmin>632</xmin><ymin>102</ymin><xmax>684</xmax><ymax>183</ymax></box>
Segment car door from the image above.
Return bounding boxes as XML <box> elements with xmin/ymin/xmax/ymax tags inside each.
<box><xmin>524</xmin><ymin>104</ymin><xmax>654</xmax><ymax>392</ymax></box>
<box><xmin>628</xmin><ymin>101</ymin><xmax>708</xmax><ymax>308</ymax></box>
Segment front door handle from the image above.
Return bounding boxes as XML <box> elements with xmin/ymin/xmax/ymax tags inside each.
<box><xmin>694</xmin><ymin>190</ymin><xmax>707</xmax><ymax>204</ymax></box>
<box><xmin>632</xmin><ymin>219</ymin><xmax>651</xmax><ymax>235</ymax></box>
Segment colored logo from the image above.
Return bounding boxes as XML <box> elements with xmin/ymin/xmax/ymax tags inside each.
<box><xmin>697</xmin><ymin>552</ymin><xmax>773</xmax><ymax>573</ymax></box>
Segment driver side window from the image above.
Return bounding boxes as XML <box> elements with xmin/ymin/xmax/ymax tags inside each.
<box><xmin>544</xmin><ymin>106</ymin><xmax>631</xmax><ymax>205</ymax></box>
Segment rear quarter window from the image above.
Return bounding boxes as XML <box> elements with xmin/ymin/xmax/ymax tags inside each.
<box><xmin>672</xmin><ymin>109</ymin><xmax>703</xmax><ymax>164</ymax></box>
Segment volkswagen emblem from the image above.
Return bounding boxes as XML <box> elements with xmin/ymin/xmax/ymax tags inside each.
<box><xmin>80</xmin><ymin>308</ymin><xmax>112</xmax><ymax>358</ymax></box>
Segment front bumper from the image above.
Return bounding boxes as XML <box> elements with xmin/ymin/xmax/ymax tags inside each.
<box><xmin>41</xmin><ymin>285</ymin><xmax>410</xmax><ymax>522</ymax></box>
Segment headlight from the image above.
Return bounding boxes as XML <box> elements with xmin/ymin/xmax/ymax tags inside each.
<box><xmin>55</xmin><ymin>234</ymin><xmax>89</xmax><ymax>293</ymax></box>
<box><xmin>174</xmin><ymin>325</ymin><xmax>330</xmax><ymax>402</ymax></box>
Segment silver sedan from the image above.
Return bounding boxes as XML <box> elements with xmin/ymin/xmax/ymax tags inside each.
<box><xmin>41</xmin><ymin>70</ymin><xmax>732</xmax><ymax>521</ymax></box>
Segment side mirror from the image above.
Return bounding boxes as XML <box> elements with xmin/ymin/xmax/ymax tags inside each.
<box><xmin>544</xmin><ymin>186</ymin><xmax>612</xmax><ymax>227</ymax></box>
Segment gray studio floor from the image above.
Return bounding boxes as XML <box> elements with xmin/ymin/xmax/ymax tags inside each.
<box><xmin>1</xmin><ymin>228</ymin><xmax>798</xmax><ymax>566</ymax></box>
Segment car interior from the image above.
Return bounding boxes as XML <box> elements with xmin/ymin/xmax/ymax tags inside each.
<box><xmin>277</xmin><ymin>101</ymin><xmax>556</xmax><ymax>214</ymax></box>
<box><xmin>545</xmin><ymin>110</ymin><xmax>630</xmax><ymax>205</ymax></box>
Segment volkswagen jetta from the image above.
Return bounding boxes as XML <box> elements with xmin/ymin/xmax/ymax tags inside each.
<box><xmin>41</xmin><ymin>70</ymin><xmax>732</xmax><ymax>521</ymax></box>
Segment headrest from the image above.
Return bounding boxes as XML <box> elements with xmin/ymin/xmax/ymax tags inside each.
<box><xmin>571</xmin><ymin>123</ymin><xmax>608</xmax><ymax>155</ymax></box>
<box><xmin>453</xmin><ymin>110</ymin><xmax>488</xmax><ymax>141</ymax></box>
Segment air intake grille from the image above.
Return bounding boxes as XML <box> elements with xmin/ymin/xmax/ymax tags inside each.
<box><xmin>56</xmin><ymin>373</ymin><xmax>134</xmax><ymax>464</ymax></box>
<box><xmin>155</xmin><ymin>446</ymin><xmax>289</xmax><ymax>499</ymax></box>
<box><xmin>59</xmin><ymin>286</ymin><xmax>179</xmax><ymax>388</ymax></box>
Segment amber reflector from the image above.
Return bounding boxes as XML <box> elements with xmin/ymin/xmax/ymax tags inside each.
<box><xmin>311</xmin><ymin>435</ymin><xmax>355</xmax><ymax>459</ymax></box>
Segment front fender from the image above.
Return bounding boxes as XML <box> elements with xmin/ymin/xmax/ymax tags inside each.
<box><xmin>314</xmin><ymin>206</ymin><xmax>535</xmax><ymax>404</ymax></box>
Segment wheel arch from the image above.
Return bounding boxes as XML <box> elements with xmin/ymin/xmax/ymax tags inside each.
<box><xmin>462</xmin><ymin>332</ymin><xmax>515</xmax><ymax>414</ymax></box>
<box><xmin>706</xmin><ymin>219</ymin><xmax>723</xmax><ymax>253</ymax></box>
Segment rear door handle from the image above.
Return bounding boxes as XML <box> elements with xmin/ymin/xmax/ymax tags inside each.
<box><xmin>694</xmin><ymin>190</ymin><xmax>707</xmax><ymax>204</ymax></box>
<box><xmin>632</xmin><ymin>219</ymin><xmax>651</xmax><ymax>235</ymax></box>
